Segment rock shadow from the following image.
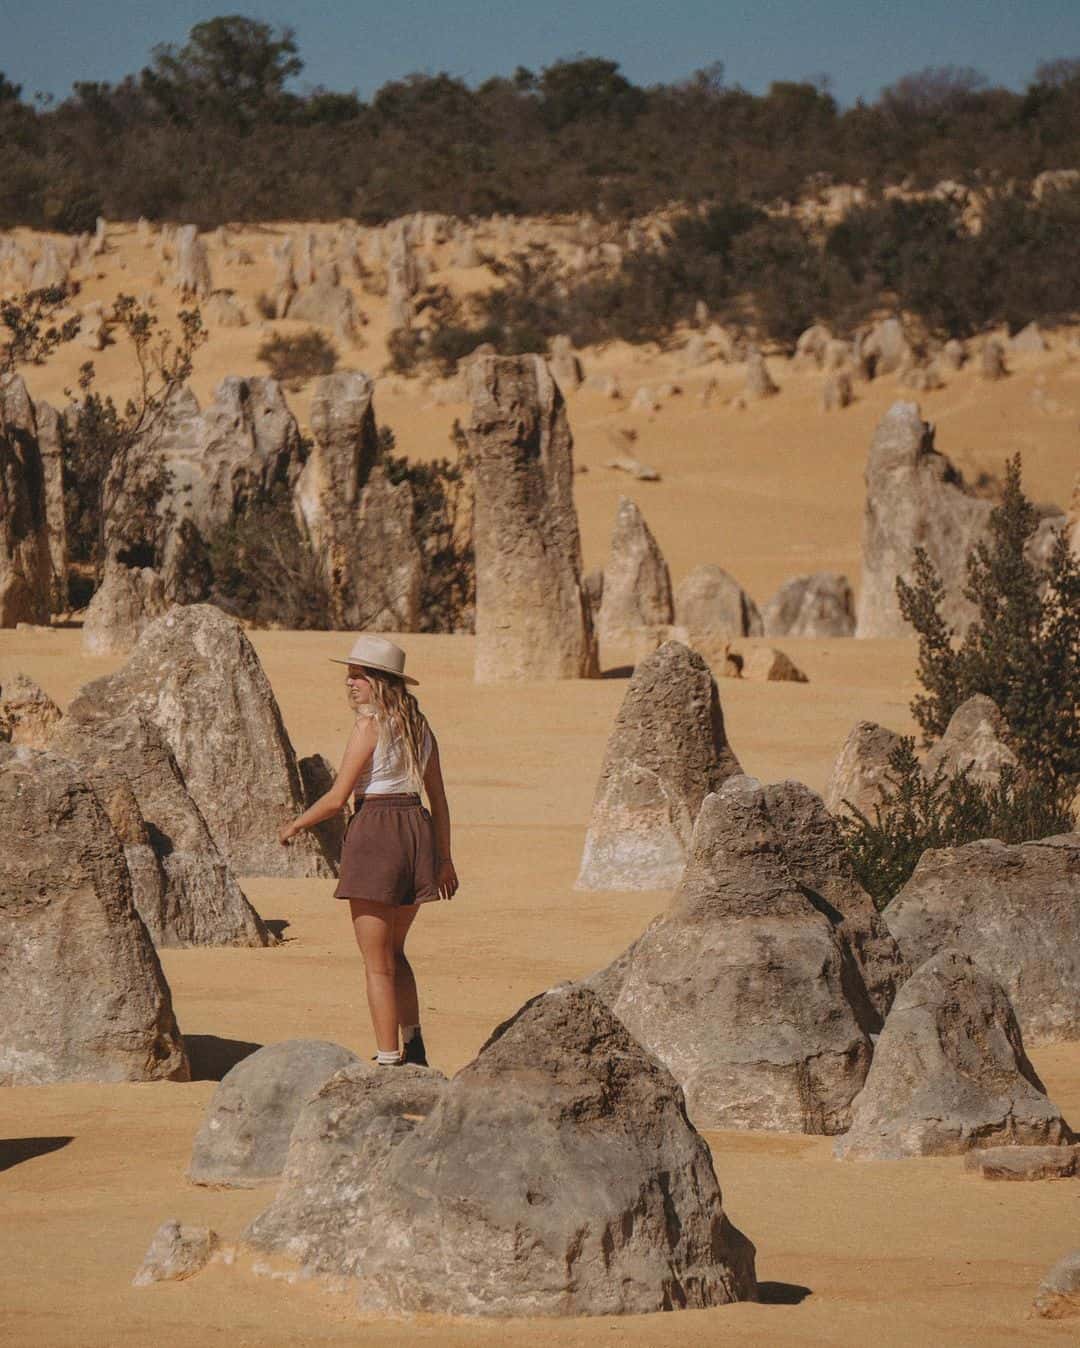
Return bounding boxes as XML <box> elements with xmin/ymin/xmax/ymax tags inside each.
<box><xmin>0</xmin><ymin>1136</ymin><xmax>73</xmax><ymax>1172</ymax></box>
<box><xmin>185</xmin><ymin>1035</ymin><xmax>264</xmax><ymax>1082</ymax></box>
<box><xmin>264</xmin><ymin>919</ymin><xmax>291</xmax><ymax>940</ymax></box>
<box><xmin>757</xmin><ymin>1280</ymin><xmax>813</xmax><ymax>1305</ymax></box>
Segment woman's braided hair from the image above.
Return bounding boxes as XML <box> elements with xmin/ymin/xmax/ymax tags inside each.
<box><xmin>356</xmin><ymin>666</ymin><xmax>429</xmax><ymax>789</ymax></box>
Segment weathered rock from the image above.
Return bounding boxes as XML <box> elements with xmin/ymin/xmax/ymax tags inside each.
<box><xmin>298</xmin><ymin>753</ymin><xmax>347</xmax><ymax>863</ymax></box>
<box><xmin>78</xmin><ymin>301</ymin><xmax>107</xmax><ymax>351</ymax></box>
<box><xmin>81</xmin><ymin>564</ymin><xmax>169</xmax><ymax>655</ymax></box>
<box><xmin>980</xmin><ymin>338</ymin><xmax>1007</xmax><ymax>380</ymax></box>
<box><xmin>133</xmin><ymin>1220</ymin><xmax>217</xmax><ymax>1285</ymax></box>
<box><xmin>466</xmin><ymin>355</ymin><xmax>597</xmax><ymax>681</ymax></box>
<box><xmin>1010</xmin><ymin>321</ymin><xmax>1047</xmax><ymax>354</ymax></box>
<box><xmin>822</xmin><ymin>370</ymin><xmax>854</xmax><ymax>410</ymax></box>
<box><xmin>50</xmin><ymin>710</ymin><xmax>274</xmax><ymax>947</ymax></box>
<box><xmin>1069</xmin><ymin>474</ymin><xmax>1080</xmax><ymax>561</ymax></box>
<box><xmin>1033</xmin><ymin>1251</ymin><xmax>1080</xmax><ymax>1319</ymax></box>
<box><xmin>0</xmin><ymin>374</ymin><xmax>51</xmax><ymax>626</ymax></box>
<box><xmin>204</xmin><ymin>291</ymin><xmax>248</xmax><ymax>327</ymax></box>
<box><xmin>292</xmin><ymin>371</ymin><xmax>422</xmax><ymax>630</ymax></box>
<box><xmin>34</xmin><ymin>399</ymin><xmax>67</xmax><ymax>611</ymax></box>
<box><xmin>246</xmin><ymin>986</ymin><xmax>758</xmax><ymax>1317</ymax></box>
<box><xmin>189</xmin><ymin>1040</ymin><xmax>360</xmax><ymax>1187</ymax></box>
<box><xmin>173</xmin><ymin>225</ymin><xmax>212</xmax><ymax>299</ymax></box>
<box><xmin>675</xmin><ymin>564</ymin><xmax>763</xmax><ymax>639</ymax></box>
<box><xmin>742</xmin><ymin>647</ymin><xmax>808</xmax><ymax>682</ymax></box>
<box><xmin>940</xmin><ymin>338</ymin><xmax>966</xmax><ymax>370</ymax></box>
<box><xmin>66</xmin><ymin>604</ymin><xmax>335</xmax><ymax>878</ymax></box>
<box><xmin>743</xmin><ymin>350</ymin><xmax>779</xmax><ymax>400</ymax></box>
<box><xmin>822</xmin><ymin>338</ymin><xmax>851</xmax><ymax>371</ymax></box>
<box><xmin>762</xmin><ymin>779</ymin><xmax>909</xmax><ymax>1027</ymax></box>
<box><xmin>576</xmin><ymin>642</ymin><xmax>742</xmax><ymax>890</ymax></box>
<box><xmin>0</xmin><ymin>673</ymin><xmax>61</xmax><ymax>748</ymax></box>
<box><xmin>922</xmin><ymin>694</ymin><xmax>1018</xmax><ymax>785</ymax></box>
<box><xmin>589</xmin><ymin>776</ymin><xmax>876</xmax><ymax>1131</ymax></box>
<box><xmin>836</xmin><ymin>949</ymin><xmax>1072</xmax><ymax>1160</ymax></box>
<box><xmin>855</xmin><ymin>402</ymin><xmax>993</xmax><ymax>637</ymax></box>
<box><xmin>30</xmin><ymin>239</ymin><xmax>69</xmax><ymax>289</ymax></box>
<box><xmin>963</xmin><ymin>1144</ymin><xmax>1080</xmax><ymax>1181</ymax></box>
<box><xmin>547</xmin><ymin>334</ymin><xmax>583</xmax><ymax>390</ymax></box>
<box><xmin>287</xmin><ymin>266</ymin><xmax>361</xmax><ymax>344</ymax></box>
<box><xmin>883</xmin><ymin>835</ymin><xmax>1080</xmax><ymax>1041</ymax></box>
<box><xmin>763</xmin><ymin>572</ymin><xmax>855</xmax><ymax>638</ymax></box>
<box><xmin>793</xmin><ymin>324</ymin><xmax>831</xmax><ymax>369</ymax></box>
<box><xmin>605</xmin><ymin>454</ymin><xmax>659</xmax><ymax>480</ymax></box>
<box><xmin>0</xmin><ymin>745</ymin><xmax>188</xmax><ymax>1085</ymax></box>
<box><xmin>596</xmin><ymin>497</ymin><xmax>673</xmax><ymax>645</ymax></box>
<box><xmin>860</xmin><ymin>317</ymin><xmax>913</xmax><ymax>377</ymax></box>
<box><xmin>823</xmin><ymin>719</ymin><xmax>904</xmax><ymax>818</ymax></box>
<box><xmin>899</xmin><ymin>363</ymin><xmax>945</xmax><ymax>392</ymax></box>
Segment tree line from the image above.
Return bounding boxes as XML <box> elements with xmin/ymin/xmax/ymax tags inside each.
<box><xmin>1</xmin><ymin>16</ymin><xmax>1079</xmax><ymax>229</ymax></box>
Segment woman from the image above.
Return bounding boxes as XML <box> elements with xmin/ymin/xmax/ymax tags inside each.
<box><xmin>279</xmin><ymin>635</ymin><xmax>458</xmax><ymax>1068</ymax></box>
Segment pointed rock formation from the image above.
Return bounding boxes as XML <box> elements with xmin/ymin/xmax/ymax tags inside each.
<box><xmin>0</xmin><ymin>746</ymin><xmax>188</xmax><ymax>1085</ymax></box>
<box><xmin>922</xmin><ymin>694</ymin><xmax>1018</xmax><ymax>785</ymax></box>
<box><xmin>743</xmin><ymin>350</ymin><xmax>779</xmax><ymax>399</ymax></box>
<box><xmin>189</xmin><ymin>1040</ymin><xmax>360</xmax><ymax>1187</ymax></box>
<box><xmin>855</xmin><ymin>402</ymin><xmax>992</xmax><ymax>637</ymax></box>
<box><xmin>675</xmin><ymin>564</ymin><xmax>763</xmax><ymax>639</ymax></box>
<box><xmin>66</xmin><ymin>604</ymin><xmax>334</xmax><ymax>878</ymax></box>
<box><xmin>762</xmin><ymin>779</ymin><xmax>909</xmax><ymax>1026</ymax></box>
<box><xmin>0</xmin><ymin>374</ymin><xmax>51</xmax><ymax>626</ymax></box>
<box><xmin>81</xmin><ymin>564</ymin><xmax>169</xmax><ymax>655</ymax></box>
<box><xmin>763</xmin><ymin>572</ymin><xmax>855</xmax><ymax>638</ymax></box>
<box><xmin>50</xmin><ymin>711</ymin><xmax>275</xmax><ymax>947</ymax></box>
<box><xmin>824</xmin><ymin>720</ymin><xmax>904</xmax><ymax>818</ymax></box>
<box><xmin>836</xmin><ymin>949</ymin><xmax>1073</xmax><ymax>1159</ymax></box>
<box><xmin>34</xmin><ymin>399</ymin><xmax>67</xmax><ymax>611</ymax></box>
<box><xmin>293</xmin><ymin>372</ymin><xmax>422</xmax><ymax>630</ymax></box>
<box><xmin>246</xmin><ymin>986</ymin><xmax>757</xmax><ymax>1317</ymax></box>
<box><xmin>595</xmin><ymin>497</ymin><xmax>674</xmax><ymax>645</ymax></box>
<box><xmin>742</xmin><ymin>646</ymin><xmax>808</xmax><ymax>682</ymax></box>
<box><xmin>466</xmin><ymin>355</ymin><xmax>597</xmax><ymax>681</ymax></box>
<box><xmin>587</xmin><ymin>776</ymin><xmax>875</xmax><ymax>1132</ymax></box>
<box><xmin>883</xmin><ymin>834</ymin><xmax>1080</xmax><ymax>1041</ymax></box>
<box><xmin>576</xmin><ymin>642</ymin><xmax>742</xmax><ymax>890</ymax></box>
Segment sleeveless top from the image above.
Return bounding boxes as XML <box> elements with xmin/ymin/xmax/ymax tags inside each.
<box><xmin>354</xmin><ymin>716</ymin><xmax>433</xmax><ymax>796</ymax></box>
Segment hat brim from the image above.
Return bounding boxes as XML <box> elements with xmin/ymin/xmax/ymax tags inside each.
<box><xmin>328</xmin><ymin>656</ymin><xmax>418</xmax><ymax>686</ymax></box>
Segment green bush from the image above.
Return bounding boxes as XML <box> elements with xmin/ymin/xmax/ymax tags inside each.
<box><xmin>837</xmin><ymin>740</ymin><xmax>1076</xmax><ymax>909</ymax></box>
<box><xmin>256</xmin><ymin>329</ymin><xmax>337</xmax><ymax>390</ymax></box>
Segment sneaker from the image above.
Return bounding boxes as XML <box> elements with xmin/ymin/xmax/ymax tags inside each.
<box><xmin>402</xmin><ymin>1030</ymin><xmax>428</xmax><ymax>1067</ymax></box>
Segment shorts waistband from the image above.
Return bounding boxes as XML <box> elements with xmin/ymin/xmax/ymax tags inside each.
<box><xmin>353</xmin><ymin>792</ymin><xmax>422</xmax><ymax>807</ymax></box>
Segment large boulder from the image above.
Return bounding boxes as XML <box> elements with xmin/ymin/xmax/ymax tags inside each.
<box><xmin>855</xmin><ymin>402</ymin><xmax>993</xmax><ymax>637</ymax></box>
<box><xmin>0</xmin><ymin>746</ymin><xmax>188</xmax><ymax>1085</ymax></box>
<box><xmin>466</xmin><ymin>354</ymin><xmax>597</xmax><ymax>681</ymax></box>
<box><xmin>674</xmin><ymin>564</ymin><xmax>763</xmax><ymax>639</ymax></box>
<box><xmin>246</xmin><ymin>986</ymin><xmax>758</xmax><ymax>1317</ymax></box>
<box><xmin>883</xmin><ymin>835</ymin><xmax>1080</xmax><ymax>1041</ymax></box>
<box><xmin>293</xmin><ymin>371</ymin><xmax>422</xmax><ymax>630</ymax></box>
<box><xmin>588</xmin><ymin>776</ymin><xmax>876</xmax><ymax>1132</ymax></box>
<box><xmin>595</xmin><ymin>497</ymin><xmax>674</xmax><ymax>644</ymax></box>
<box><xmin>81</xmin><ymin>564</ymin><xmax>169</xmax><ymax>655</ymax></box>
<box><xmin>763</xmin><ymin>573</ymin><xmax>855</xmax><ymax>638</ymax></box>
<box><xmin>50</xmin><ymin>711</ymin><xmax>274</xmax><ymax>947</ymax></box>
<box><xmin>762</xmin><ymin>779</ymin><xmax>909</xmax><ymax>1026</ymax></box>
<box><xmin>66</xmin><ymin>604</ymin><xmax>335</xmax><ymax>878</ymax></box>
<box><xmin>576</xmin><ymin>642</ymin><xmax>742</xmax><ymax>890</ymax></box>
<box><xmin>836</xmin><ymin>949</ymin><xmax>1073</xmax><ymax>1159</ymax></box>
<box><xmin>823</xmin><ymin>719</ymin><xmax>904</xmax><ymax>818</ymax></box>
<box><xmin>922</xmin><ymin>694</ymin><xmax>1018</xmax><ymax>785</ymax></box>
<box><xmin>0</xmin><ymin>374</ymin><xmax>51</xmax><ymax>626</ymax></box>
<box><xmin>189</xmin><ymin>1040</ymin><xmax>360</xmax><ymax>1187</ymax></box>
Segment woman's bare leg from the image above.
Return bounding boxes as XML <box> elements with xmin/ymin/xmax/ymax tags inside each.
<box><xmin>349</xmin><ymin>900</ymin><xmax>399</xmax><ymax>1052</ymax></box>
<box><xmin>392</xmin><ymin>905</ymin><xmax>420</xmax><ymax>1030</ymax></box>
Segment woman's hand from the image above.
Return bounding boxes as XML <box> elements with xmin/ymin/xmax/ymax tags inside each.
<box><xmin>436</xmin><ymin>857</ymin><xmax>459</xmax><ymax>901</ymax></box>
<box><xmin>279</xmin><ymin>820</ymin><xmax>300</xmax><ymax>846</ymax></box>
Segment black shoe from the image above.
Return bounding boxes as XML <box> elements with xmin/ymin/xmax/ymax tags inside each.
<box><xmin>402</xmin><ymin>1030</ymin><xmax>428</xmax><ymax>1067</ymax></box>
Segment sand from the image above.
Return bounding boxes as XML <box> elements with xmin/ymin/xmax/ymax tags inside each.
<box><xmin>2</xmin><ymin>221</ymin><xmax>1079</xmax><ymax>1345</ymax></box>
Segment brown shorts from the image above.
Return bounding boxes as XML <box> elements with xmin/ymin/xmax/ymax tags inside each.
<box><xmin>333</xmin><ymin>793</ymin><xmax>440</xmax><ymax>907</ymax></box>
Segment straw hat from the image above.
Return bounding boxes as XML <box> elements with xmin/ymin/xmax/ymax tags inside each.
<box><xmin>329</xmin><ymin>635</ymin><xmax>419</xmax><ymax>685</ymax></box>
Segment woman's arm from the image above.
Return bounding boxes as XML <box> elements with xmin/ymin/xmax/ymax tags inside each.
<box><xmin>279</xmin><ymin>716</ymin><xmax>378</xmax><ymax>843</ymax></box>
<box><xmin>423</xmin><ymin>734</ymin><xmax>459</xmax><ymax>899</ymax></box>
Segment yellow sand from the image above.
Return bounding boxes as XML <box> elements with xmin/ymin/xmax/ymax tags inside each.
<box><xmin>1</xmin><ymin>222</ymin><xmax>1078</xmax><ymax>1345</ymax></box>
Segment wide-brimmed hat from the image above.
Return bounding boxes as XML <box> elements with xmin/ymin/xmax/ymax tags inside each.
<box><xmin>329</xmin><ymin>635</ymin><xmax>418</xmax><ymax>685</ymax></box>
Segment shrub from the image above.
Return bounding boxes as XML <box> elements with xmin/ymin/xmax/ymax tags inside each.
<box><xmin>837</xmin><ymin>740</ymin><xmax>1076</xmax><ymax>909</ymax></box>
<box><xmin>256</xmin><ymin>329</ymin><xmax>337</xmax><ymax>389</ymax></box>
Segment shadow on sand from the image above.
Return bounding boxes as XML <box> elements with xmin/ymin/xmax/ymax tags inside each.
<box><xmin>0</xmin><ymin>1136</ymin><xmax>74</xmax><ymax>1172</ymax></box>
<box><xmin>184</xmin><ymin>1035</ymin><xmax>263</xmax><ymax>1082</ymax></box>
<box><xmin>757</xmin><ymin>1281</ymin><xmax>813</xmax><ymax>1305</ymax></box>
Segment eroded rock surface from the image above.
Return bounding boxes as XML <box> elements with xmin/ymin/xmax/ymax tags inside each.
<box><xmin>0</xmin><ymin>673</ymin><xmax>60</xmax><ymax>748</ymax></box>
<box><xmin>823</xmin><ymin>720</ymin><xmax>904</xmax><ymax>818</ymax></box>
<box><xmin>133</xmin><ymin>1220</ymin><xmax>217</xmax><ymax>1285</ymax></box>
<box><xmin>596</xmin><ymin>497</ymin><xmax>674</xmax><ymax>645</ymax></box>
<box><xmin>922</xmin><ymin>694</ymin><xmax>1018</xmax><ymax>786</ymax></box>
<box><xmin>0</xmin><ymin>374</ymin><xmax>51</xmax><ymax>626</ymax></box>
<box><xmin>763</xmin><ymin>573</ymin><xmax>855</xmax><ymax>638</ymax></box>
<box><xmin>675</xmin><ymin>564</ymin><xmax>762</xmax><ymax>639</ymax></box>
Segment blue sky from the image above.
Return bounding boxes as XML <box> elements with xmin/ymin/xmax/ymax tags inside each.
<box><xmin>2</xmin><ymin>0</ymin><xmax>1078</xmax><ymax>107</ymax></box>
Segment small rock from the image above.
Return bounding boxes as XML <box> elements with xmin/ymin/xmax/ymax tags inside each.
<box><xmin>133</xmin><ymin>1219</ymin><xmax>217</xmax><ymax>1285</ymax></box>
<box><xmin>742</xmin><ymin>647</ymin><xmax>808</xmax><ymax>682</ymax></box>
<box><xmin>0</xmin><ymin>673</ymin><xmax>61</xmax><ymax>748</ymax></box>
<box><xmin>1033</xmin><ymin>1250</ymin><xmax>1080</xmax><ymax>1319</ymax></box>
<box><xmin>605</xmin><ymin>455</ymin><xmax>660</xmax><ymax>481</ymax></box>
<box><xmin>963</xmin><ymin>1145</ymin><xmax>1079</xmax><ymax>1181</ymax></box>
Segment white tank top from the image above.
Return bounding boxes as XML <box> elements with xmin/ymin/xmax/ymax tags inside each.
<box><xmin>354</xmin><ymin>717</ymin><xmax>433</xmax><ymax>796</ymax></box>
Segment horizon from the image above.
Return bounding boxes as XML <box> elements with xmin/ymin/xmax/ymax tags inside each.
<box><xmin>1</xmin><ymin>0</ymin><xmax>1079</xmax><ymax>109</ymax></box>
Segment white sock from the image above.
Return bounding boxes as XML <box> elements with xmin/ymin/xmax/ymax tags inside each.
<box><xmin>376</xmin><ymin>1048</ymin><xmax>402</xmax><ymax>1065</ymax></box>
<box><xmin>402</xmin><ymin>1024</ymin><xmax>420</xmax><ymax>1044</ymax></box>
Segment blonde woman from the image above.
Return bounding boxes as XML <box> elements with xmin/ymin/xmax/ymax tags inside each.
<box><xmin>279</xmin><ymin>636</ymin><xmax>458</xmax><ymax>1067</ymax></box>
